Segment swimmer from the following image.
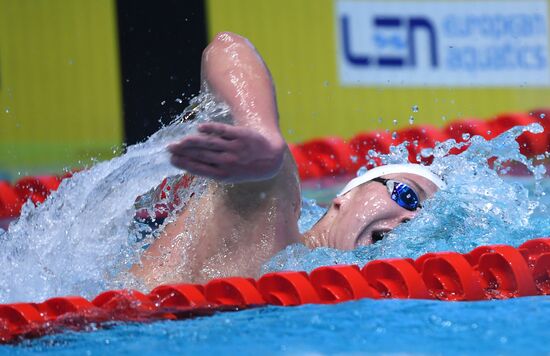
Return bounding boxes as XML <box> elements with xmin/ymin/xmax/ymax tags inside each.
<box><xmin>131</xmin><ymin>32</ymin><xmax>444</xmax><ymax>288</ymax></box>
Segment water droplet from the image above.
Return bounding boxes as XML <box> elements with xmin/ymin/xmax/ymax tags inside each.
<box><xmin>160</xmin><ymin>101</ymin><xmax>166</xmax><ymax>106</ymax></box>
<box><xmin>350</xmin><ymin>155</ymin><xmax>358</xmax><ymax>163</ymax></box>
<box><xmin>175</xmin><ymin>98</ymin><xmax>183</xmax><ymax>104</ymax></box>
<box><xmin>540</xmin><ymin>113</ymin><xmax>546</xmax><ymax>119</ymax></box>
<box><xmin>4</xmin><ymin>108</ymin><xmax>9</xmax><ymax>114</ymax></box>
<box><xmin>408</xmin><ymin>116</ymin><xmax>414</xmax><ymax>125</ymax></box>
<box><xmin>392</xmin><ymin>131</ymin><xmax>397</xmax><ymax>140</ymax></box>
<box><xmin>441</xmin><ymin>115</ymin><xmax>447</xmax><ymax>121</ymax></box>
<box><xmin>356</xmin><ymin>166</ymin><xmax>368</xmax><ymax>176</ymax></box>
<box><xmin>411</xmin><ymin>105</ymin><xmax>419</xmax><ymax>112</ymax></box>
<box><xmin>462</xmin><ymin>133</ymin><xmax>470</xmax><ymax>141</ymax></box>
<box><xmin>392</xmin><ymin>119</ymin><xmax>398</xmax><ymax>126</ymax></box>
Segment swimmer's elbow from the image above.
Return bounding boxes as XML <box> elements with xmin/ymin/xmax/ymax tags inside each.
<box><xmin>213</xmin><ymin>31</ymin><xmax>244</xmax><ymax>44</ymax></box>
<box><xmin>203</xmin><ymin>32</ymin><xmax>247</xmax><ymax>57</ymax></box>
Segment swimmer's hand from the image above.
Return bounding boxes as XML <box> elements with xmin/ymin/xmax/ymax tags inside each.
<box><xmin>168</xmin><ymin>122</ymin><xmax>285</xmax><ymax>183</ymax></box>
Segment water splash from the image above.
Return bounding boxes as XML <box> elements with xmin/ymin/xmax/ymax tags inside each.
<box><xmin>0</xmin><ymin>91</ymin><xmax>229</xmax><ymax>303</ymax></box>
<box><xmin>264</xmin><ymin>124</ymin><xmax>550</xmax><ymax>273</ymax></box>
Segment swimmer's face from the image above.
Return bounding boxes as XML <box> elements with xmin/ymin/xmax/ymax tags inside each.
<box><xmin>325</xmin><ymin>173</ymin><xmax>439</xmax><ymax>250</ymax></box>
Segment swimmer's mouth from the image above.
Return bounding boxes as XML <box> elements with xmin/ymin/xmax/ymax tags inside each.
<box><xmin>371</xmin><ymin>229</ymin><xmax>390</xmax><ymax>244</ymax></box>
<box><xmin>356</xmin><ymin>228</ymin><xmax>391</xmax><ymax>247</ymax></box>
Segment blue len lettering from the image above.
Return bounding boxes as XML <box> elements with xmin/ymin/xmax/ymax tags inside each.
<box><xmin>341</xmin><ymin>14</ymin><xmax>438</xmax><ymax>68</ymax></box>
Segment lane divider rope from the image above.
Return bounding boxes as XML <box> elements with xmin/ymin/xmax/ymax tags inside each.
<box><xmin>0</xmin><ymin>237</ymin><xmax>549</xmax><ymax>343</ymax></box>
<box><xmin>290</xmin><ymin>109</ymin><xmax>550</xmax><ymax>179</ymax></box>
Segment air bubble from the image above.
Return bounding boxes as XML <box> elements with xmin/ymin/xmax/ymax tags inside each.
<box><xmin>175</xmin><ymin>98</ymin><xmax>183</xmax><ymax>104</ymax></box>
<box><xmin>409</xmin><ymin>116</ymin><xmax>414</xmax><ymax>125</ymax></box>
<box><xmin>392</xmin><ymin>119</ymin><xmax>398</xmax><ymax>126</ymax></box>
<box><xmin>540</xmin><ymin>113</ymin><xmax>546</xmax><ymax>119</ymax></box>
<box><xmin>462</xmin><ymin>133</ymin><xmax>470</xmax><ymax>141</ymax></box>
<box><xmin>411</xmin><ymin>105</ymin><xmax>419</xmax><ymax>112</ymax></box>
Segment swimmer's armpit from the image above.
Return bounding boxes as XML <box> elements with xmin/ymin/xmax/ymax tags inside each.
<box><xmin>168</xmin><ymin>122</ymin><xmax>285</xmax><ymax>183</ymax></box>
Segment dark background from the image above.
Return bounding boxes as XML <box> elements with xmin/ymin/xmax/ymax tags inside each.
<box><xmin>116</xmin><ymin>0</ymin><xmax>207</xmax><ymax>145</ymax></box>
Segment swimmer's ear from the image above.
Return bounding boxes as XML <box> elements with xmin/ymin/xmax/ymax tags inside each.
<box><xmin>332</xmin><ymin>190</ymin><xmax>354</xmax><ymax>211</ymax></box>
<box><xmin>332</xmin><ymin>195</ymin><xmax>344</xmax><ymax>210</ymax></box>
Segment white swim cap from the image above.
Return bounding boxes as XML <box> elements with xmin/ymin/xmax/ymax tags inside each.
<box><xmin>338</xmin><ymin>164</ymin><xmax>446</xmax><ymax>196</ymax></box>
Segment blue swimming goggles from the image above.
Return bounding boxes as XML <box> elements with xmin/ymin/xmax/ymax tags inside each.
<box><xmin>372</xmin><ymin>177</ymin><xmax>421</xmax><ymax>211</ymax></box>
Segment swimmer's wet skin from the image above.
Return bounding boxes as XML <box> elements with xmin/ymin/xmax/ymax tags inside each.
<box><xmin>131</xmin><ymin>32</ymin><xmax>442</xmax><ymax>288</ymax></box>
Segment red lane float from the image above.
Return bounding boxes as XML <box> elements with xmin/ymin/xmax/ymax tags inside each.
<box><xmin>14</xmin><ymin>176</ymin><xmax>61</xmax><ymax>205</ymax></box>
<box><xmin>348</xmin><ymin>131</ymin><xmax>393</xmax><ymax>172</ymax></box>
<box><xmin>0</xmin><ymin>182</ymin><xmax>22</xmax><ymax>219</ymax></box>
<box><xmin>0</xmin><ymin>237</ymin><xmax>549</xmax><ymax>343</ymax></box>
<box><xmin>291</xmin><ymin>109</ymin><xmax>550</xmax><ymax>179</ymax></box>
<box><xmin>0</xmin><ymin>175</ymin><xmax>65</xmax><ymax>218</ymax></box>
<box><xmin>394</xmin><ymin>125</ymin><xmax>446</xmax><ymax>164</ymax></box>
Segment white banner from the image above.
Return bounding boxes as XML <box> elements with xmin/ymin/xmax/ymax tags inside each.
<box><xmin>336</xmin><ymin>0</ymin><xmax>550</xmax><ymax>86</ymax></box>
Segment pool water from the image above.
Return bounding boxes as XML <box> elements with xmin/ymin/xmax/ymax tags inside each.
<box><xmin>4</xmin><ymin>296</ymin><xmax>550</xmax><ymax>354</ymax></box>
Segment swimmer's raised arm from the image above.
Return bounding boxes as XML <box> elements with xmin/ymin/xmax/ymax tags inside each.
<box><xmin>168</xmin><ymin>32</ymin><xmax>286</xmax><ymax>183</ymax></box>
<box><xmin>132</xmin><ymin>32</ymin><xmax>302</xmax><ymax>287</ymax></box>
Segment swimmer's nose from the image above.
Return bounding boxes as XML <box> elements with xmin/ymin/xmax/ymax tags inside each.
<box><xmin>400</xmin><ymin>209</ymin><xmax>418</xmax><ymax>223</ymax></box>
